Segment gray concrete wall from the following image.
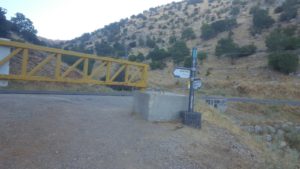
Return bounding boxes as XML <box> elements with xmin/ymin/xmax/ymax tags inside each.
<box><xmin>0</xmin><ymin>38</ymin><xmax>10</xmax><ymax>87</ymax></box>
<box><xmin>133</xmin><ymin>91</ymin><xmax>188</xmax><ymax>122</ymax></box>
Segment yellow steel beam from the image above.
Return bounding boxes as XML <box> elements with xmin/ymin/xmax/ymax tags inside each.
<box><xmin>21</xmin><ymin>49</ymin><xmax>29</xmax><ymax>76</ymax></box>
<box><xmin>106</xmin><ymin>62</ymin><xmax>111</xmax><ymax>82</ymax></box>
<box><xmin>62</xmin><ymin>58</ymin><xmax>83</xmax><ymax>78</ymax></box>
<box><xmin>110</xmin><ymin>65</ymin><xmax>125</xmax><ymax>82</ymax></box>
<box><xmin>28</xmin><ymin>54</ymin><xmax>54</xmax><ymax>76</ymax></box>
<box><xmin>83</xmin><ymin>58</ymin><xmax>89</xmax><ymax>79</ymax></box>
<box><xmin>0</xmin><ymin>40</ymin><xmax>148</xmax><ymax>89</ymax></box>
<box><xmin>0</xmin><ymin>48</ymin><xmax>22</xmax><ymax>66</ymax></box>
<box><xmin>0</xmin><ymin>74</ymin><xmax>146</xmax><ymax>88</ymax></box>
<box><xmin>0</xmin><ymin>40</ymin><xmax>146</xmax><ymax>67</ymax></box>
<box><xmin>55</xmin><ymin>54</ymin><xmax>62</xmax><ymax>79</ymax></box>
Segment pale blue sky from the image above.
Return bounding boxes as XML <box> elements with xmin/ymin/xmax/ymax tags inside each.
<box><xmin>1</xmin><ymin>0</ymin><xmax>181</xmax><ymax>40</ymax></box>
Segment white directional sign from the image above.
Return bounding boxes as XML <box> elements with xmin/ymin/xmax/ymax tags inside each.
<box><xmin>173</xmin><ymin>67</ymin><xmax>191</xmax><ymax>79</ymax></box>
<box><xmin>193</xmin><ymin>78</ymin><xmax>202</xmax><ymax>89</ymax></box>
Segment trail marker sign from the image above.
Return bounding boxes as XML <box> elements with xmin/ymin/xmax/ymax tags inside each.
<box><xmin>193</xmin><ymin>78</ymin><xmax>202</xmax><ymax>89</ymax></box>
<box><xmin>173</xmin><ymin>67</ymin><xmax>191</xmax><ymax>79</ymax></box>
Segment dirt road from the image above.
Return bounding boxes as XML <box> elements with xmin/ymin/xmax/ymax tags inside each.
<box><xmin>0</xmin><ymin>94</ymin><xmax>262</xmax><ymax>169</ymax></box>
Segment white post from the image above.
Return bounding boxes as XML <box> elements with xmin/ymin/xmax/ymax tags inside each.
<box><xmin>0</xmin><ymin>38</ymin><xmax>10</xmax><ymax>87</ymax></box>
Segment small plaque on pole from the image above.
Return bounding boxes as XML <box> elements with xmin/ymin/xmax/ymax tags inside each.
<box><xmin>173</xmin><ymin>67</ymin><xmax>191</xmax><ymax>79</ymax></box>
<box><xmin>193</xmin><ymin>78</ymin><xmax>202</xmax><ymax>89</ymax></box>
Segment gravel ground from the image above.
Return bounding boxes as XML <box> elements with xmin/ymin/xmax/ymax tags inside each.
<box><xmin>0</xmin><ymin>94</ymin><xmax>262</xmax><ymax>169</ymax></box>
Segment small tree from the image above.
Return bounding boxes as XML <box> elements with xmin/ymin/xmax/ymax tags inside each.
<box><xmin>182</xmin><ymin>27</ymin><xmax>196</xmax><ymax>40</ymax></box>
<box><xmin>268</xmin><ymin>52</ymin><xmax>299</xmax><ymax>74</ymax></box>
<box><xmin>169</xmin><ymin>41</ymin><xmax>190</xmax><ymax>64</ymax></box>
<box><xmin>215</xmin><ymin>38</ymin><xmax>239</xmax><ymax>58</ymax></box>
<box><xmin>11</xmin><ymin>13</ymin><xmax>41</xmax><ymax>44</ymax></box>
<box><xmin>147</xmin><ymin>47</ymin><xmax>169</xmax><ymax>61</ymax></box>
<box><xmin>0</xmin><ymin>7</ymin><xmax>9</xmax><ymax>38</ymax></box>
<box><xmin>266</xmin><ymin>27</ymin><xmax>300</xmax><ymax>51</ymax></box>
<box><xmin>279</xmin><ymin>0</ymin><xmax>298</xmax><ymax>21</ymax></box>
<box><xmin>251</xmin><ymin>7</ymin><xmax>274</xmax><ymax>33</ymax></box>
<box><xmin>146</xmin><ymin>36</ymin><xmax>156</xmax><ymax>48</ymax></box>
<box><xmin>201</xmin><ymin>24</ymin><xmax>216</xmax><ymax>40</ymax></box>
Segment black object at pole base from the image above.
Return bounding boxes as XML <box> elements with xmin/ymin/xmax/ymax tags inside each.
<box><xmin>180</xmin><ymin>111</ymin><xmax>202</xmax><ymax>129</ymax></box>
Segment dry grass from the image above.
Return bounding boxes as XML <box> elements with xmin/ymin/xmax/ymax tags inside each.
<box><xmin>195</xmin><ymin>100</ymin><xmax>300</xmax><ymax>169</ymax></box>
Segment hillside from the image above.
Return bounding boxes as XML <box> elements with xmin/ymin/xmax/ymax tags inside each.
<box><xmin>61</xmin><ymin>0</ymin><xmax>300</xmax><ymax>100</ymax></box>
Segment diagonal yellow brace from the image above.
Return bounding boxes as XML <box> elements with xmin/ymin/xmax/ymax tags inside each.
<box><xmin>55</xmin><ymin>54</ymin><xmax>62</xmax><ymax>79</ymax></box>
<box><xmin>89</xmin><ymin>62</ymin><xmax>106</xmax><ymax>79</ymax></box>
<box><xmin>28</xmin><ymin>54</ymin><xmax>54</xmax><ymax>76</ymax></box>
<box><xmin>62</xmin><ymin>58</ymin><xmax>83</xmax><ymax>78</ymax></box>
<box><xmin>21</xmin><ymin>49</ymin><xmax>29</xmax><ymax>76</ymax></box>
<box><xmin>0</xmin><ymin>48</ymin><xmax>22</xmax><ymax>66</ymax></box>
<box><xmin>110</xmin><ymin>65</ymin><xmax>125</xmax><ymax>82</ymax></box>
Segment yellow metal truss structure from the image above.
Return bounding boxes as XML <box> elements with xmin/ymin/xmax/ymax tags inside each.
<box><xmin>0</xmin><ymin>40</ymin><xmax>148</xmax><ymax>89</ymax></box>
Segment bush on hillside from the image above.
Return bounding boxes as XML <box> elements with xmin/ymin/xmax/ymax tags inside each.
<box><xmin>182</xmin><ymin>28</ymin><xmax>196</xmax><ymax>40</ymax></box>
<box><xmin>128</xmin><ymin>53</ymin><xmax>145</xmax><ymax>62</ymax></box>
<box><xmin>169</xmin><ymin>41</ymin><xmax>190</xmax><ymax>64</ymax></box>
<box><xmin>0</xmin><ymin>7</ymin><xmax>9</xmax><ymax>38</ymax></box>
<box><xmin>95</xmin><ymin>41</ymin><xmax>114</xmax><ymax>56</ymax></box>
<box><xmin>150</xmin><ymin>61</ymin><xmax>166</xmax><ymax>70</ymax></box>
<box><xmin>215</xmin><ymin>38</ymin><xmax>257</xmax><ymax>59</ymax></box>
<box><xmin>201</xmin><ymin>24</ymin><xmax>216</xmax><ymax>40</ymax></box>
<box><xmin>279</xmin><ymin>0</ymin><xmax>299</xmax><ymax>21</ymax></box>
<box><xmin>146</xmin><ymin>36</ymin><xmax>156</xmax><ymax>48</ymax></box>
<box><xmin>201</xmin><ymin>19</ymin><xmax>237</xmax><ymax>40</ymax></box>
<box><xmin>188</xmin><ymin>0</ymin><xmax>204</xmax><ymax>5</ymax></box>
<box><xmin>147</xmin><ymin>47</ymin><xmax>169</xmax><ymax>61</ymax></box>
<box><xmin>215</xmin><ymin>38</ymin><xmax>239</xmax><ymax>58</ymax></box>
<box><xmin>184</xmin><ymin>51</ymin><xmax>208</xmax><ymax>67</ymax></box>
<box><xmin>251</xmin><ymin>7</ymin><xmax>275</xmax><ymax>33</ymax></box>
<box><xmin>230</xmin><ymin>7</ymin><xmax>240</xmax><ymax>16</ymax></box>
<box><xmin>10</xmin><ymin>12</ymin><xmax>42</xmax><ymax>44</ymax></box>
<box><xmin>266</xmin><ymin>27</ymin><xmax>300</xmax><ymax>51</ymax></box>
<box><xmin>238</xmin><ymin>44</ymin><xmax>257</xmax><ymax>57</ymax></box>
<box><xmin>268</xmin><ymin>52</ymin><xmax>299</xmax><ymax>74</ymax></box>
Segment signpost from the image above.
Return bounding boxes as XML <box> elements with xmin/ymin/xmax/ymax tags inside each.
<box><xmin>173</xmin><ymin>48</ymin><xmax>202</xmax><ymax>129</ymax></box>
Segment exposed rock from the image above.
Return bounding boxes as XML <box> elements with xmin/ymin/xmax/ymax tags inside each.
<box><xmin>266</xmin><ymin>125</ymin><xmax>276</xmax><ymax>134</ymax></box>
<box><xmin>279</xmin><ymin>141</ymin><xmax>287</xmax><ymax>148</ymax></box>
<box><xmin>254</xmin><ymin>125</ymin><xmax>263</xmax><ymax>134</ymax></box>
<box><xmin>241</xmin><ymin>125</ymin><xmax>255</xmax><ymax>133</ymax></box>
<box><xmin>265</xmin><ymin>135</ymin><xmax>272</xmax><ymax>142</ymax></box>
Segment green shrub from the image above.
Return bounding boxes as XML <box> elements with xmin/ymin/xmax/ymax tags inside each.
<box><xmin>201</xmin><ymin>19</ymin><xmax>237</xmax><ymax>40</ymax></box>
<box><xmin>182</xmin><ymin>27</ymin><xmax>196</xmax><ymax>40</ymax></box>
<box><xmin>251</xmin><ymin>7</ymin><xmax>274</xmax><ymax>33</ymax></box>
<box><xmin>216</xmin><ymin>38</ymin><xmax>257</xmax><ymax>58</ymax></box>
<box><xmin>187</xmin><ymin>0</ymin><xmax>203</xmax><ymax>5</ymax></box>
<box><xmin>169</xmin><ymin>41</ymin><xmax>190</xmax><ymax>64</ymax></box>
<box><xmin>0</xmin><ymin>7</ymin><xmax>9</xmax><ymax>38</ymax></box>
<box><xmin>268</xmin><ymin>52</ymin><xmax>299</xmax><ymax>74</ymax></box>
<box><xmin>230</xmin><ymin>7</ymin><xmax>240</xmax><ymax>16</ymax></box>
<box><xmin>285</xmin><ymin>129</ymin><xmax>300</xmax><ymax>151</ymax></box>
<box><xmin>238</xmin><ymin>44</ymin><xmax>257</xmax><ymax>57</ymax></box>
<box><xmin>147</xmin><ymin>47</ymin><xmax>169</xmax><ymax>61</ymax></box>
<box><xmin>215</xmin><ymin>38</ymin><xmax>239</xmax><ymax>58</ymax></box>
<box><xmin>150</xmin><ymin>61</ymin><xmax>166</xmax><ymax>70</ymax></box>
<box><xmin>184</xmin><ymin>51</ymin><xmax>208</xmax><ymax>67</ymax></box>
<box><xmin>201</xmin><ymin>24</ymin><xmax>217</xmax><ymax>40</ymax></box>
<box><xmin>279</xmin><ymin>0</ymin><xmax>299</xmax><ymax>21</ymax></box>
<box><xmin>146</xmin><ymin>36</ymin><xmax>156</xmax><ymax>48</ymax></box>
<box><xmin>128</xmin><ymin>53</ymin><xmax>145</xmax><ymax>62</ymax></box>
<box><xmin>266</xmin><ymin>27</ymin><xmax>300</xmax><ymax>51</ymax></box>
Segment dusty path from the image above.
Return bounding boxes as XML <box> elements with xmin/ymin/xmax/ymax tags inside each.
<box><xmin>0</xmin><ymin>94</ymin><xmax>262</xmax><ymax>169</ymax></box>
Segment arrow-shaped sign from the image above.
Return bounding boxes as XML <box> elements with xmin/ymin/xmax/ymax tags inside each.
<box><xmin>173</xmin><ymin>67</ymin><xmax>191</xmax><ymax>79</ymax></box>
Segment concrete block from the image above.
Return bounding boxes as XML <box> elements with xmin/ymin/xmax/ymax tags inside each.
<box><xmin>0</xmin><ymin>38</ymin><xmax>10</xmax><ymax>87</ymax></box>
<box><xmin>133</xmin><ymin>91</ymin><xmax>188</xmax><ymax>122</ymax></box>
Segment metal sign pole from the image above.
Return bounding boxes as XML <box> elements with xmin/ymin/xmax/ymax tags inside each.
<box><xmin>188</xmin><ymin>48</ymin><xmax>197</xmax><ymax>113</ymax></box>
